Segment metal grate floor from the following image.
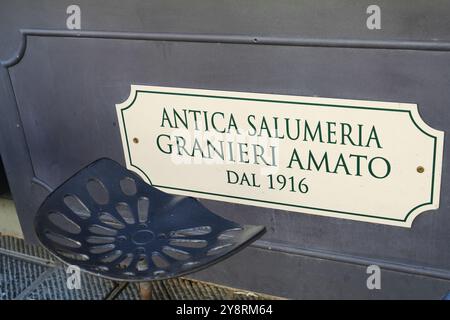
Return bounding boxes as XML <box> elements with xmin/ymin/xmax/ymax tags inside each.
<box><xmin>0</xmin><ymin>236</ymin><xmax>278</xmax><ymax>300</ymax></box>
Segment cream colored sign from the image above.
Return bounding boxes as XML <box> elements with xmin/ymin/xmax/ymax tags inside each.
<box><xmin>116</xmin><ymin>85</ymin><xmax>444</xmax><ymax>227</ymax></box>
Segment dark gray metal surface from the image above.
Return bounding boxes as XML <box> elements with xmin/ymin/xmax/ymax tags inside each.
<box><xmin>0</xmin><ymin>254</ymin><xmax>48</xmax><ymax>299</ymax></box>
<box><xmin>0</xmin><ymin>1</ymin><xmax>449</xmax><ymax>298</ymax></box>
<box><xmin>0</xmin><ymin>235</ymin><xmax>276</xmax><ymax>300</ymax></box>
<box><xmin>0</xmin><ymin>157</ymin><xmax>9</xmax><ymax>195</ymax></box>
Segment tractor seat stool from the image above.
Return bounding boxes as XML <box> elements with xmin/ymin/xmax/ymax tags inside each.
<box><xmin>34</xmin><ymin>158</ymin><xmax>266</xmax><ymax>299</ymax></box>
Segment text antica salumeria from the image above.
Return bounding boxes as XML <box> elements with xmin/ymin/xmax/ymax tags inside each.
<box><xmin>156</xmin><ymin>107</ymin><xmax>390</xmax><ymax>179</ymax></box>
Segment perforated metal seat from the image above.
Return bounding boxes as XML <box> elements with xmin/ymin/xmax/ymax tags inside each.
<box><xmin>34</xmin><ymin>158</ymin><xmax>265</xmax><ymax>282</ymax></box>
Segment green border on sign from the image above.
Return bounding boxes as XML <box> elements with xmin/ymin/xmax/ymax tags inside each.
<box><xmin>120</xmin><ymin>89</ymin><xmax>437</xmax><ymax>223</ymax></box>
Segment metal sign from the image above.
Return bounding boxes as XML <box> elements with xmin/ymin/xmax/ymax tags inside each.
<box><xmin>116</xmin><ymin>86</ymin><xmax>444</xmax><ymax>227</ymax></box>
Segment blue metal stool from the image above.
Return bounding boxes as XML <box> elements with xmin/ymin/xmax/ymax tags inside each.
<box><xmin>34</xmin><ymin>158</ymin><xmax>265</xmax><ymax>298</ymax></box>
